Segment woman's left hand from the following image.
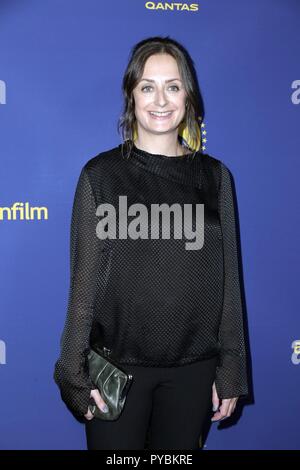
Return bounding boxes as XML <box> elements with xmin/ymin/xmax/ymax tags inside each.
<box><xmin>211</xmin><ymin>381</ymin><xmax>238</xmax><ymax>422</ymax></box>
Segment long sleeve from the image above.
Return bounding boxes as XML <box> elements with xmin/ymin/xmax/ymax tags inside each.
<box><xmin>214</xmin><ymin>161</ymin><xmax>249</xmax><ymax>400</ymax></box>
<box><xmin>53</xmin><ymin>165</ymin><xmax>101</xmax><ymax>421</ymax></box>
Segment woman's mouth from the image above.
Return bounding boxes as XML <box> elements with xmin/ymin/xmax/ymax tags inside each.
<box><xmin>148</xmin><ymin>111</ymin><xmax>173</xmax><ymax>120</ymax></box>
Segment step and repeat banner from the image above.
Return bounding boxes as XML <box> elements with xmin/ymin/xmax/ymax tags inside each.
<box><xmin>0</xmin><ymin>0</ymin><xmax>299</xmax><ymax>450</ymax></box>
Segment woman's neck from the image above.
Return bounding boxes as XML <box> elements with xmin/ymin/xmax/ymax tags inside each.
<box><xmin>133</xmin><ymin>138</ymin><xmax>190</xmax><ymax>157</ymax></box>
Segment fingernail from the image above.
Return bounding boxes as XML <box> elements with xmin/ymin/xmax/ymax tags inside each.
<box><xmin>102</xmin><ymin>404</ymin><xmax>109</xmax><ymax>413</ymax></box>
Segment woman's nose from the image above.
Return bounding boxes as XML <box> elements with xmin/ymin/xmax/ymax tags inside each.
<box><xmin>153</xmin><ymin>89</ymin><xmax>168</xmax><ymax>107</ymax></box>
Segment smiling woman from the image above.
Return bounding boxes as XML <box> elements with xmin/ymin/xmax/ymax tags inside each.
<box><xmin>133</xmin><ymin>55</ymin><xmax>187</xmax><ymax>141</ymax></box>
<box><xmin>132</xmin><ymin>55</ymin><xmax>197</xmax><ymax>155</ymax></box>
<box><xmin>119</xmin><ymin>37</ymin><xmax>203</xmax><ymax>157</ymax></box>
<box><xmin>53</xmin><ymin>36</ymin><xmax>249</xmax><ymax>451</ymax></box>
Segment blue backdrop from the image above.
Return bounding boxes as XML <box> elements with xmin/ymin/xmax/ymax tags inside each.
<box><xmin>0</xmin><ymin>0</ymin><xmax>299</xmax><ymax>450</ymax></box>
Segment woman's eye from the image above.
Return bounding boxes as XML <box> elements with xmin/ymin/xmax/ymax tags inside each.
<box><xmin>141</xmin><ymin>85</ymin><xmax>180</xmax><ymax>92</ymax></box>
<box><xmin>141</xmin><ymin>86</ymin><xmax>152</xmax><ymax>92</ymax></box>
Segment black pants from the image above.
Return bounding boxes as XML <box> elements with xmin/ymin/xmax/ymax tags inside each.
<box><xmin>84</xmin><ymin>355</ymin><xmax>218</xmax><ymax>450</ymax></box>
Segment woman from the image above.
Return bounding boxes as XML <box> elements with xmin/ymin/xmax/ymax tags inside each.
<box><xmin>54</xmin><ymin>36</ymin><xmax>249</xmax><ymax>450</ymax></box>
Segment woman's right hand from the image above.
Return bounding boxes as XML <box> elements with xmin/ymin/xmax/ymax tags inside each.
<box><xmin>84</xmin><ymin>388</ymin><xmax>109</xmax><ymax>420</ymax></box>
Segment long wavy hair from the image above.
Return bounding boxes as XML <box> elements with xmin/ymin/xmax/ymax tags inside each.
<box><xmin>117</xmin><ymin>36</ymin><xmax>205</xmax><ymax>160</ymax></box>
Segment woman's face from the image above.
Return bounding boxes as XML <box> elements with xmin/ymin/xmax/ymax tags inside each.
<box><xmin>132</xmin><ymin>53</ymin><xmax>187</xmax><ymax>138</ymax></box>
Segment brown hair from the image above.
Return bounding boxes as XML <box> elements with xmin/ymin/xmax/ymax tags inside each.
<box><xmin>117</xmin><ymin>35</ymin><xmax>205</xmax><ymax>160</ymax></box>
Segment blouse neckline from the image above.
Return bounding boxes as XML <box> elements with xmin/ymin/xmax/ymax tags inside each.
<box><xmin>118</xmin><ymin>140</ymin><xmax>204</xmax><ymax>189</ymax></box>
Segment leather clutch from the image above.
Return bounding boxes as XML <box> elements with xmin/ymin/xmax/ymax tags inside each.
<box><xmin>87</xmin><ymin>344</ymin><xmax>133</xmax><ymax>421</ymax></box>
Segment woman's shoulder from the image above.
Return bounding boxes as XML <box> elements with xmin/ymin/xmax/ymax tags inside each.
<box><xmin>72</xmin><ymin>145</ymin><xmax>122</xmax><ymax>192</ymax></box>
<box><xmin>200</xmin><ymin>152</ymin><xmax>227</xmax><ymax>180</ymax></box>
<box><xmin>201</xmin><ymin>151</ymin><xmax>223</xmax><ymax>168</ymax></box>
<box><xmin>83</xmin><ymin>144</ymin><xmax>121</xmax><ymax>171</ymax></box>
<box><xmin>201</xmin><ymin>153</ymin><xmax>233</xmax><ymax>182</ymax></box>
<box><xmin>200</xmin><ymin>153</ymin><xmax>234</xmax><ymax>192</ymax></box>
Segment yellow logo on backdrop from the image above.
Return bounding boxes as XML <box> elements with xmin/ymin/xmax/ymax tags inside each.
<box><xmin>145</xmin><ymin>2</ymin><xmax>199</xmax><ymax>11</ymax></box>
<box><xmin>0</xmin><ymin>203</ymin><xmax>48</xmax><ymax>220</ymax></box>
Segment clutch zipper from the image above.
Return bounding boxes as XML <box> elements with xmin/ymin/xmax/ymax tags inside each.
<box><xmin>102</xmin><ymin>346</ymin><xmax>111</xmax><ymax>357</ymax></box>
<box><xmin>95</xmin><ymin>346</ymin><xmax>133</xmax><ymax>382</ymax></box>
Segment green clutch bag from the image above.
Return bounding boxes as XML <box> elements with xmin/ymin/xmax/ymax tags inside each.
<box><xmin>87</xmin><ymin>344</ymin><xmax>133</xmax><ymax>421</ymax></box>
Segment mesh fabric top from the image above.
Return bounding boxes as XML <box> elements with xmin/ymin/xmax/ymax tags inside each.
<box><xmin>53</xmin><ymin>142</ymin><xmax>249</xmax><ymax>421</ymax></box>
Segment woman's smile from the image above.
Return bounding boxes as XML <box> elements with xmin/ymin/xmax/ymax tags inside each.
<box><xmin>148</xmin><ymin>110</ymin><xmax>174</xmax><ymax>120</ymax></box>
